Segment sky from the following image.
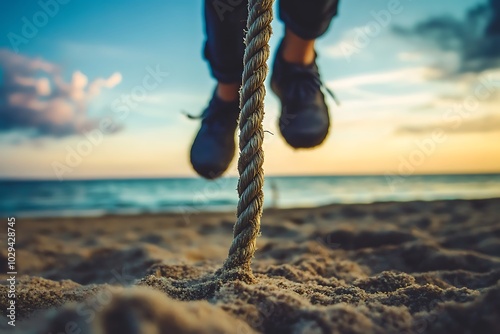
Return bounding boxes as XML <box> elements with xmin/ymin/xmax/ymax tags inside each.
<box><xmin>0</xmin><ymin>0</ymin><xmax>499</xmax><ymax>180</ymax></box>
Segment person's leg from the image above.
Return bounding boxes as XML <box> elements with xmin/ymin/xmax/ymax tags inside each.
<box><xmin>281</xmin><ymin>28</ymin><xmax>316</xmax><ymax>65</ymax></box>
<box><xmin>279</xmin><ymin>0</ymin><xmax>339</xmax><ymax>42</ymax></box>
<box><xmin>271</xmin><ymin>0</ymin><xmax>340</xmax><ymax>149</ymax></box>
<box><xmin>279</xmin><ymin>0</ymin><xmax>339</xmax><ymax>66</ymax></box>
<box><xmin>190</xmin><ymin>1</ymin><xmax>248</xmax><ymax>179</ymax></box>
<box><xmin>203</xmin><ymin>0</ymin><xmax>248</xmax><ymax>101</ymax></box>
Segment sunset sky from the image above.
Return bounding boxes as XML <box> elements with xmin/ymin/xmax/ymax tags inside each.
<box><xmin>1</xmin><ymin>0</ymin><xmax>499</xmax><ymax>180</ymax></box>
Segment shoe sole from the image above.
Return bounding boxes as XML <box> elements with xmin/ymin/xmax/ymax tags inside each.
<box><xmin>279</xmin><ymin>122</ymin><xmax>329</xmax><ymax>149</ymax></box>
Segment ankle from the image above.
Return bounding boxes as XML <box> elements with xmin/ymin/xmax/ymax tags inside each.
<box><xmin>281</xmin><ymin>28</ymin><xmax>316</xmax><ymax>66</ymax></box>
<box><xmin>216</xmin><ymin>82</ymin><xmax>240</xmax><ymax>102</ymax></box>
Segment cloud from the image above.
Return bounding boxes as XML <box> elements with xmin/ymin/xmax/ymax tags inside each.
<box><xmin>397</xmin><ymin>52</ymin><xmax>423</xmax><ymax>62</ymax></box>
<box><xmin>0</xmin><ymin>49</ymin><xmax>122</xmax><ymax>138</ymax></box>
<box><xmin>398</xmin><ymin>114</ymin><xmax>500</xmax><ymax>135</ymax></box>
<box><xmin>392</xmin><ymin>0</ymin><xmax>500</xmax><ymax>79</ymax></box>
<box><xmin>391</xmin><ymin>1</ymin><xmax>500</xmax><ymax>137</ymax></box>
<box><xmin>88</xmin><ymin>72</ymin><xmax>123</xmax><ymax>98</ymax></box>
<box><xmin>330</xmin><ymin>67</ymin><xmax>437</xmax><ymax>89</ymax></box>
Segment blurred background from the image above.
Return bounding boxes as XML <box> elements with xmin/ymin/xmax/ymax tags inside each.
<box><xmin>1</xmin><ymin>0</ymin><xmax>499</xmax><ymax>217</ymax></box>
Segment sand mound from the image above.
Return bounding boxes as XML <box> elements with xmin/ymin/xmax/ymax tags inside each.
<box><xmin>1</xmin><ymin>198</ymin><xmax>500</xmax><ymax>333</ymax></box>
<box><xmin>35</xmin><ymin>287</ymin><xmax>255</xmax><ymax>334</ymax></box>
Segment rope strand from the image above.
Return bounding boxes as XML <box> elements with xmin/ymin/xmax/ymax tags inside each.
<box><xmin>222</xmin><ymin>0</ymin><xmax>274</xmax><ymax>273</ymax></box>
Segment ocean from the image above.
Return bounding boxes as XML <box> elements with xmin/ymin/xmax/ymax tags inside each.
<box><xmin>1</xmin><ymin>174</ymin><xmax>500</xmax><ymax>218</ymax></box>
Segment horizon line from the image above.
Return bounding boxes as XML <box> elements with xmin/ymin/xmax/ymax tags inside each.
<box><xmin>1</xmin><ymin>171</ymin><xmax>500</xmax><ymax>182</ymax></box>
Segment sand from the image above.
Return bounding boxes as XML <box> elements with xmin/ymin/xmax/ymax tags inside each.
<box><xmin>1</xmin><ymin>198</ymin><xmax>500</xmax><ymax>333</ymax></box>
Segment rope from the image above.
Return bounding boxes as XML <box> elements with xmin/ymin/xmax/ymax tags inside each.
<box><xmin>222</xmin><ymin>0</ymin><xmax>274</xmax><ymax>273</ymax></box>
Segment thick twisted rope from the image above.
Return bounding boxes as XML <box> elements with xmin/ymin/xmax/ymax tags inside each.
<box><xmin>222</xmin><ymin>0</ymin><xmax>274</xmax><ymax>273</ymax></box>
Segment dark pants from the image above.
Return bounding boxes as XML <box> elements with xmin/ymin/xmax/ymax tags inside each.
<box><xmin>204</xmin><ymin>0</ymin><xmax>340</xmax><ymax>83</ymax></box>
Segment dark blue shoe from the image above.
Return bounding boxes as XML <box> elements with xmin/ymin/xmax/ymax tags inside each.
<box><xmin>189</xmin><ymin>90</ymin><xmax>240</xmax><ymax>179</ymax></box>
<box><xmin>271</xmin><ymin>42</ymin><xmax>337</xmax><ymax>148</ymax></box>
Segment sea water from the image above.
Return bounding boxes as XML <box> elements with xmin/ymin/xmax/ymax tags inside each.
<box><xmin>1</xmin><ymin>174</ymin><xmax>499</xmax><ymax>218</ymax></box>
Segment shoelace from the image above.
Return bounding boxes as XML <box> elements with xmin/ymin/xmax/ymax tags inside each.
<box><xmin>282</xmin><ymin>64</ymin><xmax>340</xmax><ymax>106</ymax></box>
<box><xmin>182</xmin><ymin>98</ymin><xmax>222</xmax><ymax>121</ymax></box>
<box><xmin>324</xmin><ymin>85</ymin><xmax>341</xmax><ymax>107</ymax></box>
<box><xmin>183</xmin><ymin>67</ymin><xmax>340</xmax><ymax>121</ymax></box>
<box><xmin>182</xmin><ymin>109</ymin><xmax>206</xmax><ymax>120</ymax></box>
<box><xmin>183</xmin><ymin>98</ymin><xmax>239</xmax><ymax>134</ymax></box>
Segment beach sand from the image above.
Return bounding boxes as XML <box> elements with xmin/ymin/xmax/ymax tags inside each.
<box><xmin>1</xmin><ymin>198</ymin><xmax>500</xmax><ymax>333</ymax></box>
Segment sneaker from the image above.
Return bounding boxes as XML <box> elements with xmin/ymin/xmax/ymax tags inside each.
<box><xmin>271</xmin><ymin>41</ymin><xmax>337</xmax><ymax>148</ymax></box>
<box><xmin>189</xmin><ymin>90</ymin><xmax>240</xmax><ymax>179</ymax></box>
